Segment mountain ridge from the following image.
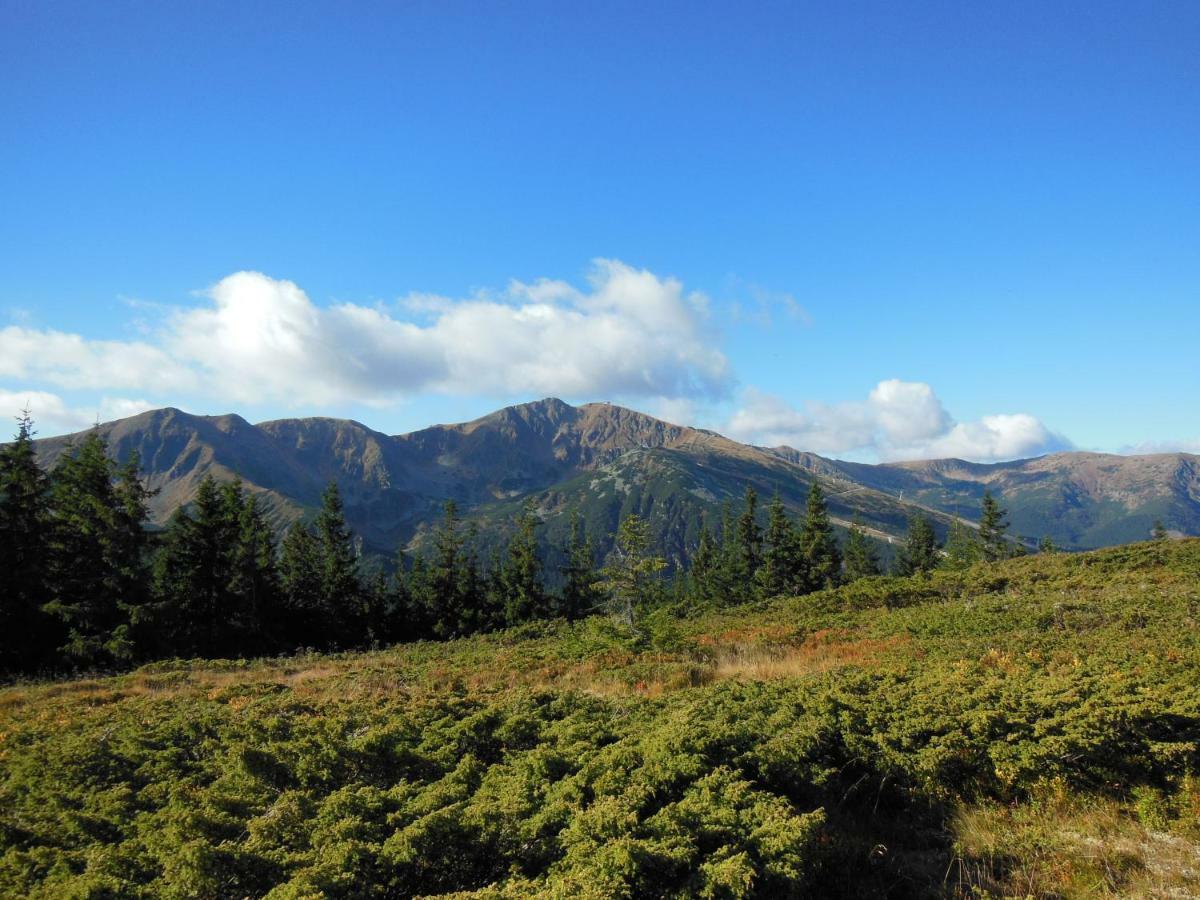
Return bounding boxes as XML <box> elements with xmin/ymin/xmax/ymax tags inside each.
<box><xmin>27</xmin><ymin>398</ymin><xmax>1200</xmax><ymax>557</ymax></box>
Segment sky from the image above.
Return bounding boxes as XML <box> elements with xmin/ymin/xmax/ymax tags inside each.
<box><xmin>1</xmin><ymin>0</ymin><xmax>1197</xmax><ymax>461</ymax></box>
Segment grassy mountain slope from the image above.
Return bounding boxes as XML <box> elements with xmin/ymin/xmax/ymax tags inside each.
<box><xmin>2</xmin><ymin>539</ymin><xmax>1198</xmax><ymax>897</ymax></box>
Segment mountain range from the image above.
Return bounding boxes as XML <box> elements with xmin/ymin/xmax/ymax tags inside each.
<box><xmin>30</xmin><ymin>398</ymin><xmax>1200</xmax><ymax>566</ymax></box>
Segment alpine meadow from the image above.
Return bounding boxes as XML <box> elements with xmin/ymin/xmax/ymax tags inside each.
<box><xmin>3</xmin><ymin>2</ymin><xmax>1199</xmax><ymax>898</ymax></box>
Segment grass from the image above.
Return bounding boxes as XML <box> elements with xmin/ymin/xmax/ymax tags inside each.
<box><xmin>1</xmin><ymin>539</ymin><xmax>1198</xmax><ymax>897</ymax></box>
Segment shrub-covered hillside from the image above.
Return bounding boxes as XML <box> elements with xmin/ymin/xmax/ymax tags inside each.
<box><xmin>2</xmin><ymin>540</ymin><xmax>1198</xmax><ymax>898</ymax></box>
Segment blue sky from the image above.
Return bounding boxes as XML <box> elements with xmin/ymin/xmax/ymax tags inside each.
<box><xmin>1</xmin><ymin>0</ymin><xmax>1197</xmax><ymax>460</ymax></box>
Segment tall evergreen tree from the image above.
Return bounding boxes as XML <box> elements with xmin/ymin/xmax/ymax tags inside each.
<box><xmin>1152</xmin><ymin>519</ymin><xmax>1169</xmax><ymax>541</ymax></box>
<box><xmin>799</xmin><ymin>481</ymin><xmax>841</xmax><ymax>590</ymax></box>
<box><xmin>560</xmin><ymin>512</ymin><xmax>600</xmax><ymax>620</ymax></box>
<box><xmin>422</xmin><ymin>500</ymin><xmax>469</xmax><ymax>638</ymax></box>
<box><xmin>756</xmin><ymin>496</ymin><xmax>806</xmax><ymax>598</ymax></box>
<box><xmin>714</xmin><ymin>501</ymin><xmax>739</xmax><ymax>602</ymax></box>
<box><xmin>150</xmin><ymin>475</ymin><xmax>238</xmax><ymax>657</ymax></box>
<box><xmin>0</xmin><ymin>409</ymin><xmax>56</xmax><ymax>672</ymax></box>
<box><xmin>600</xmin><ymin>513</ymin><xmax>665</xmax><ymax>632</ymax></box>
<box><xmin>688</xmin><ymin>522</ymin><xmax>723</xmax><ymax>607</ymax></box>
<box><xmin>44</xmin><ymin>432</ymin><xmax>153</xmax><ymax>668</ymax></box>
<box><xmin>314</xmin><ymin>481</ymin><xmax>362</xmax><ymax>645</ymax></box>
<box><xmin>500</xmin><ymin>500</ymin><xmax>547</xmax><ymax>626</ymax></box>
<box><xmin>729</xmin><ymin>487</ymin><xmax>763</xmax><ymax>601</ymax></box>
<box><xmin>278</xmin><ymin>521</ymin><xmax>323</xmax><ymax>648</ymax></box>
<box><xmin>941</xmin><ymin>519</ymin><xmax>982</xmax><ymax>570</ymax></box>
<box><xmin>224</xmin><ymin>481</ymin><xmax>279</xmax><ymax>655</ymax></box>
<box><xmin>894</xmin><ymin>513</ymin><xmax>939</xmax><ymax>576</ymax></box>
<box><xmin>978</xmin><ymin>490</ymin><xmax>1010</xmax><ymax>562</ymax></box>
<box><xmin>841</xmin><ymin>517</ymin><xmax>881</xmax><ymax>582</ymax></box>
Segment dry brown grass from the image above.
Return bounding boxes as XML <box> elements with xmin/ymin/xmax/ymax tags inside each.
<box><xmin>950</xmin><ymin>785</ymin><xmax>1200</xmax><ymax>898</ymax></box>
<box><xmin>712</xmin><ymin>629</ymin><xmax>911</xmax><ymax>682</ymax></box>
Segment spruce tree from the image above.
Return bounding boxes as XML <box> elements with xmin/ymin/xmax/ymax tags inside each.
<box><xmin>425</xmin><ymin>500</ymin><xmax>468</xmax><ymax>638</ymax></box>
<box><xmin>224</xmin><ymin>481</ymin><xmax>278</xmax><ymax>655</ymax></box>
<box><xmin>894</xmin><ymin>513</ymin><xmax>939</xmax><ymax>576</ymax></box>
<box><xmin>941</xmin><ymin>519</ymin><xmax>982</xmax><ymax>570</ymax></box>
<box><xmin>688</xmin><ymin>522</ymin><xmax>722</xmax><ymax>607</ymax></box>
<box><xmin>314</xmin><ymin>481</ymin><xmax>361</xmax><ymax>646</ymax></box>
<box><xmin>560</xmin><ymin>512</ymin><xmax>600</xmax><ymax>620</ymax></box>
<box><xmin>278</xmin><ymin>521</ymin><xmax>323</xmax><ymax>648</ymax></box>
<box><xmin>500</xmin><ymin>500</ymin><xmax>547</xmax><ymax>625</ymax></box>
<box><xmin>730</xmin><ymin>487</ymin><xmax>763</xmax><ymax>601</ymax></box>
<box><xmin>756</xmin><ymin>496</ymin><xmax>806</xmax><ymax>598</ymax></box>
<box><xmin>0</xmin><ymin>409</ymin><xmax>56</xmax><ymax>672</ymax></box>
<box><xmin>799</xmin><ymin>481</ymin><xmax>841</xmax><ymax>590</ymax></box>
<box><xmin>600</xmin><ymin>513</ymin><xmax>665</xmax><ymax>632</ymax></box>
<box><xmin>460</xmin><ymin>523</ymin><xmax>496</xmax><ymax>633</ymax></box>
<box><xmin>1152</xmin><ymin>519</ymin><xmax>1169</xmax><ymax>541</ymax></box>
<box><xmin>841</xmin><ymin>517</ymin><xmax>881</xmax><ymax>582</ymax></box>
<box><xmin>978</xmin><ymin>490</ymin><xmax>1010</xmax><ymax>562</ymax></box>
<box><xmin>714</xmin><ymin>501</ymin><xmax>739</xmax><ymax>602</ymax></box>
<box><xmin>150</xmin><ymin>474</ymin><xmax>237</xmax><ymax>657</ymax></box>
<box><xmin>45</xmin><ymin>432</ymin><xmax>153</xmax><ymax>668</ymax></box>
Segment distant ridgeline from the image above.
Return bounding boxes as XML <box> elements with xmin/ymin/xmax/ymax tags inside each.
<box><xmin>26</xmin><ymin>400</ymin><xmax>1200</xmax><ymax>566</ymax></box>
<box><xmin>1</xmin><ymin>400</ymin><xmax>1188</xmax><ymax>677</ymax></box>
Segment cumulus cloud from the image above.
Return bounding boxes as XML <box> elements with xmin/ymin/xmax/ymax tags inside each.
<box><xmin>0</xmin><ymin>260</ymin><xmax>730</xmax><ymax>411</ymax></box>
<box><xmin>726</xmin><ymin>379</ymin><xmax>1069</xmax><ymax>462</ymax></box>
<box><xmin>0</xmin><ymin>389</ymin><xmax>155</xmax><ymax>435</ymax></box>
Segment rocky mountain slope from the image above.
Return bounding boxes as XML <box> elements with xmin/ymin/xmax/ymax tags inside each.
<box><xmin>30</xmin><ymin>398</ymin><xmax>1199</xmax><ymax>559</ymax></box>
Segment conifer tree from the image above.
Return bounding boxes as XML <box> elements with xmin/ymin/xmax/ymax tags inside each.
<box><xmin>941</xmin><ymin>519</ymin><xmax>982</xmax><ymax>570</ymax></box>
<box><xmin>730</xmin><ymin>487</ymin><xmax>763</xmax><ymax>601</ymax></box>
<box><xmin>500</xmin><ymin>500</ymin><xmax>547</xmax><ymax>625</ymax></box>
<box><xmin>688</xmin><ymin>522</ymin><xmax>722</xmax><ymax>607</ymax></box>
<box><xmin>715</xmin><ymin>501</ymin><xmax>738</xmax><ymax>601</ymax></box>
<box><xmin>314</xmin><ymin>482</ymin><xmax>361</xmax><ymax>645</ymax></box>
<box><xmin>403</xmin><ymin>552</ymin><xmax>435</xmax><ymax>637</ymax></box>
<box><xmin>756</xmin><ymin>496</ymin><xmax>806</xmax><ymax>598</ymax></box>
<box><xmin>1038</xmin><ymin>535</ymin><xmax>1057</xmax><ymax>554</ymax></box>
<box><xmin>224</xmin><ymin>481</ymin><xmax>279</xmax><ymax>655</ymax></box>
<box><xmin>424</xmin><ymin>500</ymin><xmax>468</xmax><ymax>638</ymax></box>
<box><xmin>600</xmin><ymin>513</ymin><xmax>665</xmax><ymax>632</ymax></box>
<box><xmin>841</xmin><ymin>517</ymin><xmax>881</xmax><ymax>582</ymax></box>
<box><xmin>560</xmin><ymin>512</ymin><xmax>600</xmax><ymax>620</ymax></box>
<box><xmin>799</xmin><ymin>481</ymin><xmax>841</xmax><ymax>590</ymax></box>
<box><xmin>459</xmin><ymin>523</ymin><xmax>495</xmax><ymax>633</ymax></box>
<box><xmin>45</xmin><ymin>432</ymin><xmax>153</xmax><ymax>667</ymax></box>
<box><xmin>1152</xmin><ymin>519</ymin><xmax>1169</xmax><ymax>541</ymax></box>
<box><xmin>894</xmin><ymin>513</ymin><xmax>939</xmax><ymax>576</ymax></box>
<box><xmin>151</xmin><ymin>475</ymin><xmax>237</xmax><ymax>657</ymax></box>
<box><xmin>0</xmin><ymin>409</ymin><xmax>56</xmax><ymax>672</ymax></box>
<box><xmin>978</xmin><ymin>490</ymin><xmax>1010</xmax><ymax>562</ymax></box>
<box><xmin>279</xmin><ymin>521</ymin><xmax>323</xmax><ymax>648</ymax></box>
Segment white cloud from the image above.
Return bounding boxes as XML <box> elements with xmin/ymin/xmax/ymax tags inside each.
<box><xmin>0</xmin><ymin>326</ymin><xmax>194</xmax><ymax>392</ymax></box>
<box><xmin>1119</xmin><ymin>438</ymin><xmax>1200</xmax><ymax>455</ymax></box>
<box><xmin>0</xmin><ymin>389</ymin><xmax>155</xmax><ymax>436</ymax></box>
<box><xmin>0</xmin><ymin>261</ymin><xmax>731</xmax><ymax>412</ymax></box>
<box><xmin>726</xmin><ymin>380</ymin><xmax>1069</xmax><ymax>462</ymax></box>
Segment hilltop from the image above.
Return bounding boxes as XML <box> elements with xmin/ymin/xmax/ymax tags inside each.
<box><xmin>2</xmin><ymin>539</ymin><xmax>1197</xmax><ymax>897</ymax></box>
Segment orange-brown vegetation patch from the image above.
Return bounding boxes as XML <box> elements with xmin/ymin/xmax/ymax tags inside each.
<box><xmin>714</xmin><ymin>628</ymin><xmax>912</xmax><ymax>681</ymax></box>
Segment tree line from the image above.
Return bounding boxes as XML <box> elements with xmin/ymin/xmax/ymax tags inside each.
<box><xmin>1</xmin><ymin>412</ymin><xmax>1027</xmax><ymax>676</ymax></box>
